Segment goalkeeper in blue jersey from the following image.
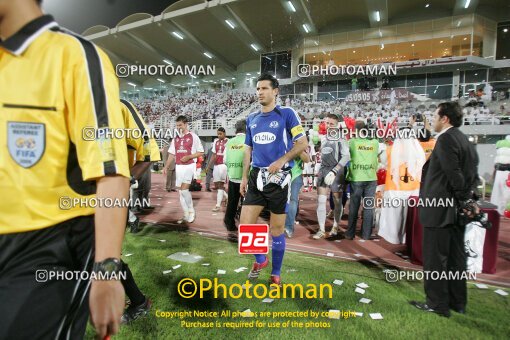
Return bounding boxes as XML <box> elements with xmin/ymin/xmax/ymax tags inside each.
<box><xmin>240</xmin><ymin>74</ymin><xmax>307</xmax><ymax>287</ymax></box>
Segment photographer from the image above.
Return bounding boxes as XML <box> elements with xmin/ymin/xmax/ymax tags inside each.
<box><xmin>411</xmin><ymin>102</ymin><xmax>480</xmax><ymax>318</ymax></box>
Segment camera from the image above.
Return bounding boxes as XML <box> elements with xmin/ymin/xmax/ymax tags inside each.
<box><xmin>458</xmin><ymin>199</ymin><xmax>492</xmax><ymax>229</ymax></box>
<box><xmin>414</xmin><ymin>113</ymin><xmax>424</xmax><ymax>122</ymax></box>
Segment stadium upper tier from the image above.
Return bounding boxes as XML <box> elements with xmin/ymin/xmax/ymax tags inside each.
<box><xmin>140</xmin><ymin>91</ymin><xmax>510</xmax><ymax>145</ymax></box>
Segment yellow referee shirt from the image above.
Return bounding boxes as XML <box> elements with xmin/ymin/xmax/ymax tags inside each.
<box><xmin>120</xmin><ymin>99</ymin><xmax>161</xmax><ymax>168</ymax></box>
<box><xmin>0</xmin><ymin>15</ymin><xmax>130</xmax><ymax>234</ymax></box>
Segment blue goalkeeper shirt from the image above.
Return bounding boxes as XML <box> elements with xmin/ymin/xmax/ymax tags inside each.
<box><xmin>245</xmin><ymin>105</ymin><xmax>304</xmax><ymax>169</ymax></box>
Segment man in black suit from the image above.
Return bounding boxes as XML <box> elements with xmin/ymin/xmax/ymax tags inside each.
<box><xmin>411</xmin><ymin>102</ymin><xmax>479</xmax><ymax>317</ymax></box>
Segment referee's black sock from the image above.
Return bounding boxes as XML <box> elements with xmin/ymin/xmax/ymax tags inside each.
<box><xmin>122</xmin><ymin>262</ymin><xmax>146</xmax><ymax>306</ymax></box>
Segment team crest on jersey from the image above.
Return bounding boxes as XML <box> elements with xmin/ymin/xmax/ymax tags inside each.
<box><xmin>7</xmin><ymin>122</ymin><xmax>45</xmax><ymax>168</ymax></box>
<box><xmin>269</xmin><ymin>121</ymin><xmax>279</xmax><ymax>129</ymax></box>
<box><xmin>250</xmin><ymin>124</ymin><xmax>257</xmax><ymax>129</ymax></box>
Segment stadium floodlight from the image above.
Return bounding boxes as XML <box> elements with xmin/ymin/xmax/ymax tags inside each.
<box><xmin>302</xmin><ymin>24</ymin><xmax>310</xmax><ymax>33</ymax></box>
<box><xmin>157</xmin><ymin>78</ymin><xmax>165</xmax><ymax>83</ymax></box>
<box><xmin>203</xmin><ymin>52</ymin><xmax>213</xmax><ymax>59</ymax></box>
<box><xmin>375</xmin><ymin>11</ymin><xmax>380</xmax><ymax>22</ymax></box>
<box><xmin>251</xmin><ymin>44</ymin><xmax>259</xmax><ymax>51</ymax></box>
<box><xmin>287</xmin><ymin>1</ymin><xmax>296</xmax><ymax>12</ymax></box>
<box><xmin>232</xmin><ymin>77</ymin><xmax>235</xmax><ymax>80</ymax></box>
<box><xmin>246</xmin><ymin>73</ymin><xmax>251</xmax><ymax>76</ymax></box>
<box><xmin>172</xmin><ymin>31</ymin><xmax>184</xmax><ymax>40</ymax></box>
<box><xmin>425</xmin><ymin>3</ymin><xmax>430</xmax><ymax>8</ymax></box>
<box><xmin>225</xmin><ymin>20</ymin><xmax>235</xmax><ymax>29</ymax></box>
<box><xmin>504</xmin><ymin>28</ymin><xmax>508</xmax><ymax>33</ymax></box>
<box><xmin>163</xmin><ymin>59</ymin><xmax>172</xmax><ymax>65</ymax></box>
<box><xmin>464</xmin><ymin>0</ymin><xmax>471</xmax><ymax>9</ymax></box>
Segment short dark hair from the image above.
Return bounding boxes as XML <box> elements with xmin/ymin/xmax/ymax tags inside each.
<box><xmin>235</xmin><ymin>120</ymin><xmax>246</xmax><ymax>133</ymax></box>
<box><xmin>176</xmin><ymin>115</ymin><xmax>188</xmax><ymax>123</ymax></box>
<box><xmin>437</xmin><ymin>102</ymin><xmax>463</xmax><ymax>127</ymax></box>
<box><xmin>256</xmin><ymin>73</ymin><xmax>279</xmax><ymax>89</ymax></box>
<box><xmin>326</xmin><ymin>113</ymin><xmax>339</xmax><ymax>121</ymax></box>
<box><xmin>217</xmin><ymin>127</ymin><xmax>225</xmax><ymax>133</ymax></box>
<box><xmin>355</xmin><ymin>120</ymin><xmax>366</xmax><ymax>131</ymax></box>
<box><xmin>36</xmin><ymin>0</ymin><xmax>43</xmax><ymax>4</ymax></box>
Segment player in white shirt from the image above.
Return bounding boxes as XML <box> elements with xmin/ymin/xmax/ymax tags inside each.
<box><xmin>163</xmin><ymin>115</ymin><xmax>204</xmax><ymax>223</ymax></box>
<box><xmin>206</xmin><ymin>127</ymin><xmax>229</xmax><ymax>212</ymax></box>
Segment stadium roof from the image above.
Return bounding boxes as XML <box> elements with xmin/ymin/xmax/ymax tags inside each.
<box><xmin>82</xmin><ymin>0</ymin><xmax>510</xmax><ymax>89</ymax></box>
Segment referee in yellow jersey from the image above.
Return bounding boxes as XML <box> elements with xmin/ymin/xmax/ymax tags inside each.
<box><xmin>119</xmin><ymin>99</ymin><xmax>160</xmax><ymax>323</ymax></box>
<box><xmin>0</xmin><ymin>1</ymin><xmax>129</xmax><ymax>338</ymax></box>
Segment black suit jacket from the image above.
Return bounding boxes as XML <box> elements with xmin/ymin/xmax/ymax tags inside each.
<box><xmin>418</xmin><ymin>127</ymin><xmax>479</xmax><ymax>228</ymax></box>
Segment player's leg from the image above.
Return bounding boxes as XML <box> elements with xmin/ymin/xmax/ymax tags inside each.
<box><xmin>223</xmin><ymin>181</ymin><xmax>241</xmax><ymax>241</ymax></box>
<box><xmin>284</xmin><ymin>175</ymin><xmax>303</xmax><ymax>238</ymax></box>
<box><xmin>175</xmin><ymin>165</ymin><xmax>188</xmax><ymax>223</ymax></box>
<box><xmin>346</xmin><ymin>182</ymin><xmax>363</xmax><ymax>239</ymax></box>
<box><xmin>242</xmin><ymin>168</ymin><xmax>269</xmax><ymax>280</ymax></box>
<box><xmin>314</xmin><ymin>167</ymin><xmax>330</xmax><ymax>239</ymax></box>
<box><xmin>121</xmin><ymin>261</ymin><xmax>152</xmax><ymax>324</ymax></box>
<box><xmin>330</xmin><ymin>169</ymin><xmax>345</xmax><ymax>236</ymax></box>
<box><xmin>212</xmin><ymin>165</ymin><xmax>227</xmax><ymax>212</ymax></box>
<box><xmin>267</xmin><ymin>182</ymin><xmax>290</xmax><ymax>287</ymax></box>
<box><xmin>331</xmin><ymin>192</ymin><xmax>342</xmax><ymax>236</ymax></box>
<box><xmin>240</xmin><ymin>205</ymin><xmax>267</xmax><ymax>279</ymax></box>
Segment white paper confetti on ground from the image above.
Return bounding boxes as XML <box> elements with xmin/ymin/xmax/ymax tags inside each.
<box><xmin>217</xmin><ymin>269</ymin><xmax>226</xmax><ymax>275</ymax></box>
<box><xmin>370</xmin><ymin>313</ymin><xmax>383</xmax><ymax>320</ymax></box>
<box><xmin>172</xmin><ymin>265</ymin><xmax>181</xmax><ymax>270</ymax></box>
<box><xmin>333</xmin><ymin>279</ymin><xmax>344</xmax><ymax>286</ymax></box>
<box><xmin>162</xmin><ymin>270</ymin><xmax>172</xmax><ymax>274</ymax></box>
<box><xmin>355</xmin><ymin>287</ymin><xmax>365</xmax><ymax>294</ymax></box>
<box><xmin>494</xmin><ymin>289</ymin><xmax>508</xmax><ymax>296</ymax></box>
<box><xmin>359</xmin><ymin>298</ymin><xmax>372</xmax><ymax>304</ymax></box>
<box><xmin>262</xmin><ymin>298</ymin><xmax>274</xmax><ymax>303</ymax></box>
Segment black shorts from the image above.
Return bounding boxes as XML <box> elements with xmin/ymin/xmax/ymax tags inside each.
<box><xmin>0</xmin><ymin>215</ymin><xmax>94</xmax><ymax>339</ymax></box>
<box><xmin>243</xmin><ymin>168</ymin><xmax>289</xmax><ymax>214</ymax></box>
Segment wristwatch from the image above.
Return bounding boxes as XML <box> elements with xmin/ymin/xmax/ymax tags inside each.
<box><xmin>92</xmin><ymin>258</ymin><xmax>122</xmax><ymax>279</ymax></box>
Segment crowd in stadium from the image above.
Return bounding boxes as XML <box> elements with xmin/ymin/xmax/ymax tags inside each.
<box><xmin>135</xmin><ymin>91</ymin><xmax>257</xmax><ymax>124</ymax></box>
<box><xmin>133</xmin><ymin>88</ymin><xmax>509</xmax><ymax>129</ymax></box>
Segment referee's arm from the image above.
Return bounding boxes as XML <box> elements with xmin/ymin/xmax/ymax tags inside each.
<box><xmin>65</xmin><ymin>44</ymin><xmax>129</xmax><ymax>337</ymax></box>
